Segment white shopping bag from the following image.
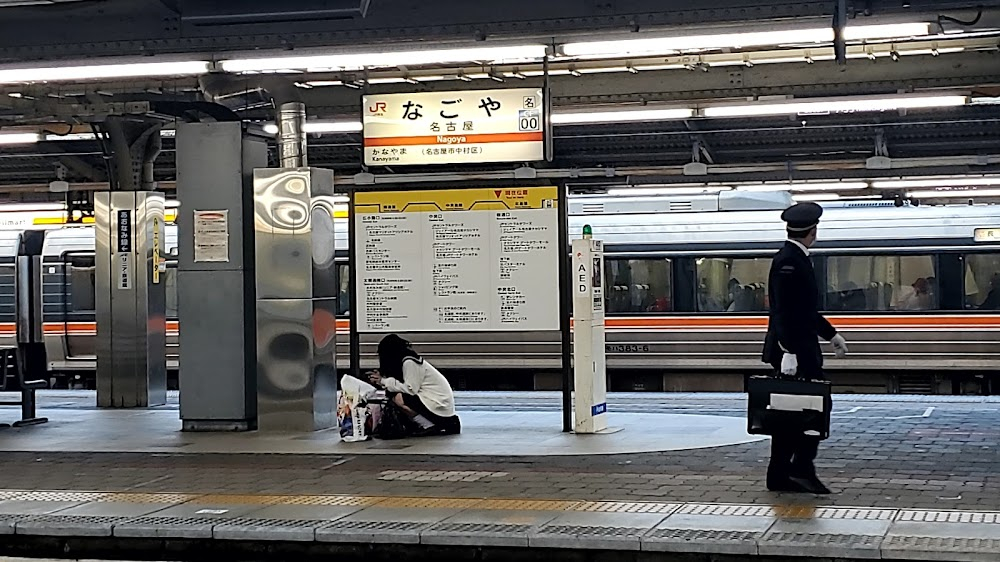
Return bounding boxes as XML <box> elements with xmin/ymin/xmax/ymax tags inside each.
<box><xmin>338</xmin><ymin>375</ymin><xmax>377</xmax><ymax>443</ymax></box>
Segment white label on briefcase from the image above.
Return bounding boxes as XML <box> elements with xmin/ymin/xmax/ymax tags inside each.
<box><xmin>768</xmin><ymin>393</ymin><xmax>824</xmax><ymax>412</ymax></box>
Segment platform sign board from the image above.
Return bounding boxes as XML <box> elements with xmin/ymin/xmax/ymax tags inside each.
<box><xmin>362</xmin><ymin>88</ymin><xmax>544</xmax><ymax>166</ymax></box>
<box><xmin>353</xmin><ymin>186</ymin><xmax>559</xmax><ymax>333</ymax></box>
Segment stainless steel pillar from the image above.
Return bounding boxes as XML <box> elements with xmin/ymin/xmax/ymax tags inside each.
<box><xmin>176</xmin><ymin>122</ymin><xmax>268</xmax><ymax>430</ymax></box>
<box><xmin>253</xmin><ymin>167</ymin><xmax>337</xmax><ymax>431</ymax></box>
<box><xmin>95</xmin><ymin>191</ymin><xmax>167</xmax><ymax>407</ymax></box>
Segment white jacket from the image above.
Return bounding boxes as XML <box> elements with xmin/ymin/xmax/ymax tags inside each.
<box><xmin>382</xmin><ymin>358</ymin><xmax>455</xmax><ymax>417</ymax></box>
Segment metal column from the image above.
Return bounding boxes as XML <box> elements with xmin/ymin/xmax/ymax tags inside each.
<box><xmin>253</xmin><ymin>167</ymin><xmax>338</xmax><ymax>432</ymax></box>
<box><xmin>176</xmin><ymin>122</ymin><xmax>267</xmax><ymax>430</ymax></box>
<box><xmin>95</xmin><ymin>191</ymin><xmax>167</xmax><ymax>407</ymax></box>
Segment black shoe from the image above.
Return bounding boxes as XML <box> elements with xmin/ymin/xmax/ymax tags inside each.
<box><xmin>411</xmin><ymin>425</ymin><xmax>441</xmax><ymax>437</ymax></box>
<box><xmin>442</xmin><ymin>417</ymin><xmax>461</xmax><ymax>435</ymax></box>
<box><xmin>767</xmin><ymin>478</ymin><xmax>808</xmax><ymax>493</ymax></box>
<box><xmin>789</xmin><ymin>476</ymin><xmax>832</xmax><ymax>494</ymax></box>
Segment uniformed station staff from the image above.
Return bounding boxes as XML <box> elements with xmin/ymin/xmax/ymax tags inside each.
<box><xmin>762</xmin><ymin>202</ymin><xmax>849</xmax><ymax>495</ymax></box>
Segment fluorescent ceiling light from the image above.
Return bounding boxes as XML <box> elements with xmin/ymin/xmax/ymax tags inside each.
<box><xmin>44</xmin><ymin>132</ymin><xmax>95</xmax><ymax>141</ymax></box>
<box><xmin>0</xmin><ymin>60</ymin><xmax>210</xmax><ymax>85</ymax></box>
<box><xmin>738</xmin><ymin>182</ymin><xmax>868</xmax><ymax>192</ymax></box>
<box><xmin>220</xmin><ymin>45</ymin><xmax>547</xmax><ymax>73</ymax></box>
<box><xmin>607</xmin><ymin>186</ymin><xmax>731</xmax><ymax>196</ymax></box>
<box><xmin>842</xmin><ymin>22</ymin><xmax>931</xmax><ymax>40</ymax></box>
<box><xmin>908</xmin><ymin>189</ymin><xmax>1000</xmax><ymax>199</ymax></box>
<box><xmin>562</xmin><ymin>22</ymin><xmax>930</xmax><ymax>58</ymax></box>
<box><xmin>0</xmin><ymin>132</ymin><xmax>40</xmax><ymax>145</ymax></box>
<box><xmin>873</xmin><ymin>177</ymin><xmax>1000</xmax><ymax>189</ymax></box>
<box><xmin>262</xmin><ymin>121</ymin><xmax>363</xmax><ymax>135</ymax></box>
<box><xmin>0</xmin><ymin>202</ymin><xmax>65</xmax><ymax>212</ymax></box>
<box><xmin>703</xmin><ymin>94</ymin><xmax>967</xmax><ymax>118</ymax></box>
<box><xmin>793</xmin><ymin>193</ymin><xmax>841</xmax><ymax>201</ymax></box>
<box><xmin>553</xmin><ymin>107</ymin><xmax>694</xmax><ymax>125</ymax></box>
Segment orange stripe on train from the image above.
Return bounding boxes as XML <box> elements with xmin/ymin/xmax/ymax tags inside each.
<box><xmin>35</xmin><ymin>316</ymin><xmax>1000</xmax><ymax>336</ymax></box>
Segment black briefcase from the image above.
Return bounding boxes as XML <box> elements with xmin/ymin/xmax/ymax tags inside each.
<box><xmin>747</xmin><ymin>375</ymin><xmax>832</xmax><ymax>440</ymax></box>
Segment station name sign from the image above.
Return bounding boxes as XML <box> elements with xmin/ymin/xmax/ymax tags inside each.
<box><xmin>362</xmin><ymin>88</ymin><xmax>544</xmax><ymax>166</ymax></box>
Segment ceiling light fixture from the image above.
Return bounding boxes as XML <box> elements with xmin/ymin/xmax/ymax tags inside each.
<box><xmin>702</xmin><ymin>94</ymin><xmax>967</xmax><ymax>118</ymax></box>
<box><xmin>561</xmin><ymin>22</ymin><xmax>930</xmax><ymax>58</ymax></box>
<box><xmin>262</xmin><ymin>121</ymin><xmax>363</xmax><ymax>135</ymax></box>
<box><xmin>0</xmin><ymin>132</ymin><xmax>40</xmax><ymax>145</ymax></box>
<box><xmin>552</xmin><ymin>107</ymin><xmax>695</xmax><ymax>125</ymax></box>
<box><xmin>907</xmin><ymin>189</ymin><xmax>1000</xmax><ymax>199</ymax></box>
<box><xmin>606</xmin><ymin>186</ymin><xmax>732</xmax><ymax>196</ymax></box>
<box><xmin>0</xmin><ymin>60</ymin><xmax>210</xmax><ymax>85</ymax></box>
<box><xmin>872</xmin><ymin>177</ymin><xmax>1000</xmax><ymax>189</ymax></box>
<box><xmin>793</xmin><ymin>193</ymin><xmax>841</xmax><ymax>201</ymax></box>
<box><xmin>220</xmin><ymin>45</ymin><xmax>547</xmax><ymax>73</ymax></box>
<box><xmin>737</xmin><ymin>181</ymin><xmax>868</xmax><ymax>192</ymax></box>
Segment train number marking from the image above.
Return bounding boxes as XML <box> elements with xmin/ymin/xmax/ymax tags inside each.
<box><xmin>605</xmin><ymin>344</ymin><xmax>649</xmax><ymax>353</ymax></box>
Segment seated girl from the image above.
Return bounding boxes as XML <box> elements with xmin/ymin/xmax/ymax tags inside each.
<box><xmin>368</xmin><ymin>334</ymin><xmax>461</xmax><ymax>436</ymax></box>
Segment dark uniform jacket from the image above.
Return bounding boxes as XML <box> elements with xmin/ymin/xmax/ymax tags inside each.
<box><xmin>762</xmin><ymin>241</ymin><xmax>837</xmax><ymax>378</ymax></box>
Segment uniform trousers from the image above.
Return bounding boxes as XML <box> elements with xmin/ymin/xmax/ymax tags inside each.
<box><xmin>766</xmin><ymin>358</ymin><xmax>824</xmax><ymax>486</ymax></box>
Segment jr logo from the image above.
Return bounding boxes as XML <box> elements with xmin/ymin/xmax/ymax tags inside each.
<box><xmin>368</xmin><ymin>101</ymin><xmax>387</xmax><ymax>114</ymax></box>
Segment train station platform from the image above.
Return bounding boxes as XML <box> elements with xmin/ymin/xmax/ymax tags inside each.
<box><xmin>0</xmin><ymin>391</ymin><xmax>996</xmax><ymax>561</ymax></box>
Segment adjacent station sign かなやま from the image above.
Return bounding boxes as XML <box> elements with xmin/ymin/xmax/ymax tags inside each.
<box><xmin>353</xmin><ymin>186</ymin><xmax>559</xmax><ymax>333</ymax></box>
<box><xmin>362</xmin><ymin>88</ymin><xmax>544</xmax><ymax>166</ymax></box>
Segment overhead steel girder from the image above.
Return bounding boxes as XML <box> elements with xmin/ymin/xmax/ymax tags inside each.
<box><xmin>1</xmin><ymin>0</ymin><xmax>998</xmax><ymax>62</ymax></box>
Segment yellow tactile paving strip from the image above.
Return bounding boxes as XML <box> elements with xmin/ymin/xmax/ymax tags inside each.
<box><xmin>0</xmin><ymin>489</ymin><xmax>997</xmax><ymax>523</ymax></box>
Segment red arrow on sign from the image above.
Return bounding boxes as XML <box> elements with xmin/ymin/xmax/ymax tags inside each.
<box><xmin>494</xmin><ymin>190</ymin><xmax>502</xmax><ymax>198</ymax></box>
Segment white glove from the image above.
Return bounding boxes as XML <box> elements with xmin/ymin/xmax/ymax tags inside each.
<box><xmin>780</xmin><ymin>353</ymin><xmax>798</xmax><ymax>376</ymax></box>
<box><xmin>831</xmin><ymin>334</ymin><xmax>848</xmax><ymax>358</ymax></box>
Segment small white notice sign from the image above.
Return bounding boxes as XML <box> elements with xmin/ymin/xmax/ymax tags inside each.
<box><xmin>193</xmin><ymin>210</ymin><xmax>230</xmax><ymax>263</ymax></box>
<box><xmin>117</xmin><ymin>252</ymin><xmax>131</xmax><ymax>290</ymax></box>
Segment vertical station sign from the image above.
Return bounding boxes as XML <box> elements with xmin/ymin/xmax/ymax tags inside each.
<box><xmin>117</xmin><ymin>210</ymin><xmax>132</xmax><ymax>290</ymax></box>
<box><xmin>353</xmin><ymin>186</ymin><xmax>559</xmax><ymax>332</ymax></box>
<box><xmin>362</xmin><ymin>88</ymin><xmax>544</xmax><ymax>166</ymax></box>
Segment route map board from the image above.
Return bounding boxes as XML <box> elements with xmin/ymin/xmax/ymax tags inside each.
<box><xmin>354</xmin><ymin>186</ymin><xmax>560</xmax><ymax>333</ymax></box>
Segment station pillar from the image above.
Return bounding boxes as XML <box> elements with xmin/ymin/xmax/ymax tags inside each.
<box><xmin>175</xmin><ymin>122</ymin><xmax>267</xmax><ymax>430</ymax></box>
<box><xmin>252</xmin><ymin>166</ymin><xmax>338</xmax><ymax>432</ymax></box>
<box><xmin>571</xmin><ymin>226</ymin><xmax>608</xmax><ymax>433</ymax></box>
<box><xmin>94</xmin><ymin>191</ymin><xmax>167</xmax><ymax>407</ymax></box>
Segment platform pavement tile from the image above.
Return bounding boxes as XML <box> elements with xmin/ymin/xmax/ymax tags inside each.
<box><xmin>316</xmin><ymin>506</ymin><xmax>460</xmax><ymax>545</ymax></box>
<box><xmin>882</xmin><ymin>515</ymin><xmax>1000</xmax><ymax>562</ymax></box>
<box><xmin>757</xmin><ymin>517</ymin><xmax>892</xmax><ymax>559</ymax></box>
<box><xmin>213</xmin><ymin>504</ymin><xmax>365</xmax><ymax>541</ymax></box>
<box><xmin>642</xmin><ymin>509</ymin><xmax>777</xmax><ymax>555</ymax></box>
<box><xmin>530</xmin><ymin>511</ymin><xmax>670</xmax><ymax>551</ymax></box>
<box><xmin>13</xmin><ymin>500</ymin><xmax>177</xmax><ymax>537</ymax></box>
<box><xmin>0</xmin><ymin>500</ymin><xmax>86</xmax><ymax>516</ymax></box>
<box><xmin>421</xmin><ymin>509</ymin><xmax>562</xmax><ymax>547</ymax></box>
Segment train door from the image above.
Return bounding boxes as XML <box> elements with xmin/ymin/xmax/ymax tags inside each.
<box><xmin>57</xmin><ymin>251</ymin><xmax>97</xmax><ymax>363</ymax></box>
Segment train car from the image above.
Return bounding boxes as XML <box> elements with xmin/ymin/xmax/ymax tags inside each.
<box><xmin>7</xmin><ymin>192</ymin><xmax>1000</xmax><ymax>394</ymax></box>
<box><xmin>38</xmin><ymin>225</ymin><xmax>180</xmax><ymax>381</ymax></box>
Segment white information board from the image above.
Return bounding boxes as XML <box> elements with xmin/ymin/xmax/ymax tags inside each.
<box><xmin>193</xmin><ymin>210</ymin><xmax>230</xmax><ymax>263</ymax></box>
<box><xmin>362</xmin><ymin>88</ymin><xmax>544</xmax><ymax>166</ymax></box>
<box><xmin>354</xmin><ymin>186</ymin><xmax>559</xmax><ymax>332</ymax></box>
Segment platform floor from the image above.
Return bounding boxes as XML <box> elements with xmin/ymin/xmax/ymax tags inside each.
<box><xmin>0</xmin><ymin>391</ymin><xmax>997</xmax><ymax>561</ymax></box>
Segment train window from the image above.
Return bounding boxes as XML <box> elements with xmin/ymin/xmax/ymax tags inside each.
<box><xmin>695</xmin><ymin>257</ymin><xmax>770</xmax><ymax>312</ymax></box>
<box><xmin>66</xmin><ymin>256</ymin><xmax>96</xmax><ymax>313</ymax></box>
<box><xmin>963</xmin><ymin>254</ymin><xmax>1000</xmax><ymax>310</ymax></box>
<box><xmin>164</xmin><ymin>264</ymin><xmax>178</xmax><ymax>319</ymax></box>
<box><xmin>604</xmin><ymin>258</ymin><xmax>672</xmax><ymax>313</ymax></box>
<box><xmin>825</xmin><ymin>255</ymin><xmax>938</xmax><ymax>312</ymax></box>
<box><xmin>336</xmin><ymin>263</ymin><xmax>350</xmax><ymax>316</ymax></box>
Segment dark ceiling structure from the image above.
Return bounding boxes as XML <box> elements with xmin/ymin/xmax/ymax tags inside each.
<box><xmin>0</xmin><ymin>0</ymin><xmax>998</xmax><ymax>199</ymax></box>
